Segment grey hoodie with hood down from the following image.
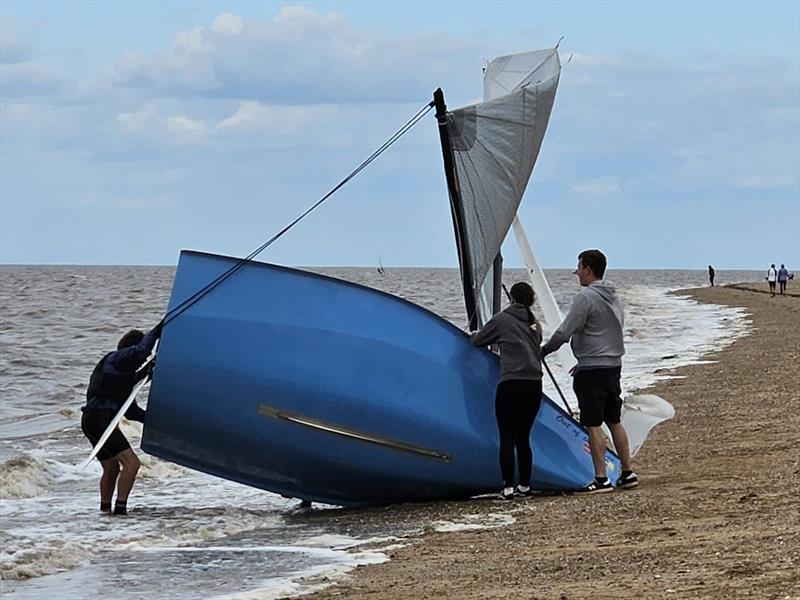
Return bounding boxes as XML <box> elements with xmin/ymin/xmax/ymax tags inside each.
<box><xmin>542</xmin><ymin>280</ymin><xmax>625</xmax><ymax>370</ymax></box>
<box><xmin>470</xmin><ymin>303</ymin><xmax>543</xmax><ymax>383</ymax></box>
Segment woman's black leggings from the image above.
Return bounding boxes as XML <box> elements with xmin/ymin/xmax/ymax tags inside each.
<box><xmin>495</xmin><ymin>379</ymin><xmax>542</xmax><ymax>488</ymax></box>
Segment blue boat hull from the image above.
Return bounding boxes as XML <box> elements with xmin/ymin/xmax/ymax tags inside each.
<box><xmin>142</xmin><ymin>251</ymin><xmax>619</xmax><ymax>505</ymax></box>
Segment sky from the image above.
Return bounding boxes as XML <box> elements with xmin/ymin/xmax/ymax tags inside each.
<box><xmin>1</xmin><ymin>0</ymin><xmax>798</xmax><ymax>269</ymax></box>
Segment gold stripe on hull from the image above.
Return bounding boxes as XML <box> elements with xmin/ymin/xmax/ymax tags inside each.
<box><xmin>257</xmin><ymin>404</ymin><xmax>451</xmax><ymax>462</ymax></box>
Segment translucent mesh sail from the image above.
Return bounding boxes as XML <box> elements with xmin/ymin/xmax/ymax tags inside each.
<box><xmin>447</xmin><ymin>48</ymin><xmax>560</xmax><ymax>317</ymax></box>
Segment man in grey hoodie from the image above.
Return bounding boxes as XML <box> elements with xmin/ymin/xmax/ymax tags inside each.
<box><xmin>542</xmin><ymin>249</ymin><xmax>638</xmax><ymax>493</ymax></box>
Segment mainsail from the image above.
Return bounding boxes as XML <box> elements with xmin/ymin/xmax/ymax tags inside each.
<box><xmin>434</xmin><ymin>48</ymin><xmax>561</xmax><ymax>329</ymax></box>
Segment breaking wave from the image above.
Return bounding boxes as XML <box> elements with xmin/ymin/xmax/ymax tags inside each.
<box><xmin>1</xmin><ymin>539</ymin><xmax>88</xmax><ymax>580</ymax></box>
<box><xmin>0</xmin><ymin>455</ymin><xmax>58</xmax><ymax>499</ymax></box>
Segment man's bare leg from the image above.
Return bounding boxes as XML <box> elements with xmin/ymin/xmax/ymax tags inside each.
<box><xmin>587</xmin><ymin>426</ymin><xmax>609</xmax><ymax>479</ymax></box>
<box><xmin>99</xmin><ymin>458</ymin><xmax>120</xmax><ymax>511</ymax></box>
<box><xmin>608</xmin><ymin>422</ymin><xmax>633</xmax><ymax>472</ymax></box>
<box><xmin>113</xmin><ymin>449</ymin><xmax>141</xmax><ymax>514</ymax></box>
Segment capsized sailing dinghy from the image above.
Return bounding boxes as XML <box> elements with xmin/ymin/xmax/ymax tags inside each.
<box><xmin>141</xmin><ymin>47</ymin><xmax>621</xmax><ymax>505</ymax></box>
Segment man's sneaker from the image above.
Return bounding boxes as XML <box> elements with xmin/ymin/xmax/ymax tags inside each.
<box><xmin>616</xmin><ymin>471</ymin><xmax>640</xmax><ymax>490</ymax></box>
<box><xmin>581</xmin><ymin>478</ymin><xmax>614</xmax><ymax>494</ymax></box>
<box><xmin>499</xmin><ymin>487</ymin><xmax>516</xmax><ymax>500</ymax></box>
<box><xmin>515</xmin><ymin>485</ymin><xmax>533</xmax><ymax>498</ymax></box>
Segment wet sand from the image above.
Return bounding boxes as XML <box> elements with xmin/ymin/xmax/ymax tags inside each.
<box><xmin>309</xmin><ymin>284</ymin><xmax>800</xmax><ymax>599</ymax></box>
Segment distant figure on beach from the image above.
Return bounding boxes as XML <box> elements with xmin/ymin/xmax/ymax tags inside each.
<box><xmin>777</xmin><ymin>264</ymin><xmax>789</xmax><ymax>294</ymax></box>
<box><xmin>767</xmin><ymin>264</ymin><xmax>778</xmax><ymax>297</ymax></box>
<box><xmin>708</xmin><ymin>265</ymin><xmax>715</xmax><ymax>287</ymax></box>
<box><xmin>81</xmin><ymin>322</ymin><xmax>162</xmax><ymax>516</ymax></box>
<box><xmin>542</xmin><ymin>249</ymin><xmax>638</xmax><ymax>493</ymax></box>
<box><xmin>471</xmin><ymin>282</ymin><xmax>542</xmax><ymax>500</ymax></box>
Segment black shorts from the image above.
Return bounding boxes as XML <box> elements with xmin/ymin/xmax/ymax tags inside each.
<box><xmin>573</xmin><ymin>367</ymin><xmax>623</xmax><ymax>427</ymax></box>
<box><xmin>81</xmin><ymin>410</ymin><xmax>131</xmax><ymax>461</ymax></box>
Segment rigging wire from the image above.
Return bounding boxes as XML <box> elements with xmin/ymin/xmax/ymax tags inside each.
<box><xmin>162</xmin><ymin>100</ymin><xmax>435</xmax><ymax>326</ymax></box>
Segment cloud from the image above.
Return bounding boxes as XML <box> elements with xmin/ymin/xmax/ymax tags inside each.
<box><xmin>0</xmin><ymin>63</ymin><xmax>61</xmax><ymax>96</ymax></box>
<box><xmin>212</xmin><ymin>12</ymin><xmax>245</xmax><ymax>36</ymax></box>
<box><xmin>0</xmin><ymin>17</ymin><xmax>35</xmax><ymax>64</ymax></box>
<box><xmin>167</xmin><ymin>115</ymin><xmax>206</xmax><ymax>140</ymax></box>
<box><xmin>110</xmin><ymin>7</ymin><xmax>484</xmax><ymax>103</ymax></box>
<box><xmin>117</xmin><ymin>104</ymin><xmax>207</xmax><ymax>143</ymax></box>
<box><xmin>736</xmin><ymin>175</ymin><xmax>795</xmax><ymax>189</ymax></box>
<box><xmin>571</xmin><ymin>177</ymin><xmax>621</xmax><ymax>195</ymax></box>
<box><xmin>215</xmin><ymin>101</ymin><xmax>338</xmax><ymax>136</ymax></box>
<box><xmin>0</xmin><ymin>101</ymin><xmax>81</xmax><ymax>143</ymax></box>
<box><xmin>117</xmin><ymin>104</ymin><xmax>161</xmax><ymax>134</ymax></box>
<box><xmin>109</xmin><ymin>98</ymin><xmax>393</xmax><ymax>152</ymax></box>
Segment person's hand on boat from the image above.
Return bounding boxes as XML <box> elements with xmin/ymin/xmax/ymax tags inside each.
<box><xmin>152</xmin><ymin>320</ymin><xmax>164</xmax><ymax>338</ymax></box>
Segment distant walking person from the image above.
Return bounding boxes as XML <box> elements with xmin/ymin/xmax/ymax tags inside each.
<box><xmin>471</xmin><ymin>282</ymin><xmax>543</xmax><ymax>500</ymax></box>
<box><xmin>81</xmin><ymin>322</ymin><xmax>162</xmax><ymax>515</ymax></box>
<box><xmin>767</xmin><ymin>264</ymin><xmax>778</xmax><ymax>297</ymax></box>
<box><xmin>708</xmin><ymin>265</ymin><xmax>715</xmax><ymax>287</ymax></box>
<box><xmin>777</xmin><ymin>264</ymin><xmax>789</xmax><ymax>294</ymax></box>
<box><xmin>542</xmin><ymin>249</ymin><xmax>637</xmax><ymax>493</ymax></box>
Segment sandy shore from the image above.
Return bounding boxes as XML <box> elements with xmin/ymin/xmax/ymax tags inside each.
<box><xmin>308</xmin><ymin>284</ymin><xmax>800</xmax><ymax>599</ymax></box>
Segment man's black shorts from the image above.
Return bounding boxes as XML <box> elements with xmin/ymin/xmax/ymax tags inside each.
<box><xmin>573</xmin><ymin>367</ymin><xmax>622</xmax><ymax>427</ymax></box>
<box><xmin>81</xmin><ymin>410</ymin><xmax>131</xmax><ymax>461</ymax></box>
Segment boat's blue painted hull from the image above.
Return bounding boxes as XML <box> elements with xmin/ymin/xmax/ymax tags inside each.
<box><xmin>142</xmin><ymin>251</ymin><xmax>619</xmax><ymax>505</ymax></box>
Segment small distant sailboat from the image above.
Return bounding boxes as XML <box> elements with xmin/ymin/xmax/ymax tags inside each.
<box><xmin>138</xmin><ymin>47</ymin><xmax>661</xmax><ymax>506</ymax></box>
<box><xmin>377</xmin><ymin>257</ymin><xmax>385</xmax><ymax>276</ymax></box>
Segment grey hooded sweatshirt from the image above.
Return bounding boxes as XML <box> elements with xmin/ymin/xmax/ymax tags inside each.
<box><xmin>542</xmin><ymin>280</ymin><xmax>625</xmax><ymax>370</ymax></box>
<box><xmin>470</xmin><ymin>303</ymin><xmax>543</xmax><ymax>382</ymax></box>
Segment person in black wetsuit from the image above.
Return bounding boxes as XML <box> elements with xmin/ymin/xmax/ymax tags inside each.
<box><xmin>708</xmin><ymin>265</ymin><xmax>715</xmax><ymax>287</ymax></box>
<box><xmin>470</xmin><ymin>282</ymin><xmax>543</xmax><ymax>500</ymax></box>
<box><xmin>81</xmin><ymin>323</ymin><xmax>161</xmax><ymax>515</ymax></box>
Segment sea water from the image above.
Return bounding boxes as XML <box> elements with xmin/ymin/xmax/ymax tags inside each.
<box><xmin>0</xmin><ymin>266</ymin><xmax>757</xmax><ymax>598</ymax></box>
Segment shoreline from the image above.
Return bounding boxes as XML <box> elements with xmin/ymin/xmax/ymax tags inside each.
<box><xmin>306</xmin><ymin>283</ymin><xmax>800</xmax><ymax>599</ymax></box>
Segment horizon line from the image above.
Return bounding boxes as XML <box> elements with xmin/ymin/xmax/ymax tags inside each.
<box><xmin>0</xmin><ymin>263</ymin><xmax>791</xmax><ymax>271</ymax></box>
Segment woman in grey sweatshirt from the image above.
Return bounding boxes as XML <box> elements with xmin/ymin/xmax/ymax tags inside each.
<box><xmin>470</xmin><ymin>282</ymin><xmax>543</xmax><ymax>499</ymax></box>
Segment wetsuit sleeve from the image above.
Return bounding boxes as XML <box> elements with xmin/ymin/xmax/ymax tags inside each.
<box><xmin>109</xmin><ymin>325</ymin><xmax>161</xmax><ymax>372</ymax></box>
<box><xmin>124</xmin><ymin>401</ymin><xmax>146</xmax><ymax>423</ymax></box>
<box><xmin>542</xmin><ymin>294</ymin><xmax>590</xmax><ymax>355</ymax></box>
<box><xmin>470</xmin><ymin>316</ymin><xmax>500</xmax><ymax>347</ymax></box>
